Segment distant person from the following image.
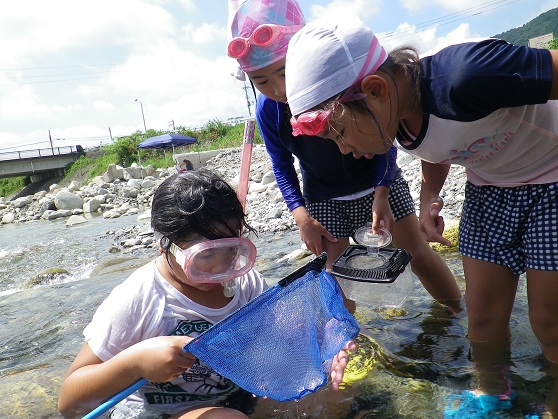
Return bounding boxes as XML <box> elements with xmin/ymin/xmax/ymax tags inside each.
<box><xmin>58</xmin><ymin>169</ymin><xmax>355</xmax><ymax>418</ymax></box>
<box><xmin>178</xmin><ymin>159</ymin><xmax>194</xmax><ymax>172</ymax></box>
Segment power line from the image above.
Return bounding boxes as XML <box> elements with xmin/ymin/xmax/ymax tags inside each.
<box><xmin>0</xmin><ymin>63</ymin><xmax>117</xmax><ymax>71</ymax></box>
<box><xmin>379</xmin><ymin>0</ymin><xmax>522</xmax><ymax>41</ymax></box>
<box><xmin>6</xmin><ymin>70</ymin><xmax>114</xmax><ymax>81</ymax></box>
<box><xmin>0</xmin><ymin>73</ymin><xmax>114</xmax><ymax>87</ymax></box>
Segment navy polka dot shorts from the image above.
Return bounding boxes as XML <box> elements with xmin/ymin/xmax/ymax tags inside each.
<box><xmin>459</xmin><ymin>181</ymin><xmax>558</xmax><ymax>274</ymax></box>
<box><xmin>306</xmin><ymin>175</ymin><xmax>415</xmax><ymax>239</ymax></box>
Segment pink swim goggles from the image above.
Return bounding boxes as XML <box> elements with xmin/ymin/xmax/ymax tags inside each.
<box><xmin>169</xmin><ymin>237</ymin><xmax>257</xmax><ymax>283</ymax></box>
<box><xmin>290</xmin><ymin>109</ymin><xmax>332</xmax><ymax>137</ymax></box>
<box><xmin>228</xmin><ymin>24</ymin><xmax>303</xmax><ymax>59</ymax></box>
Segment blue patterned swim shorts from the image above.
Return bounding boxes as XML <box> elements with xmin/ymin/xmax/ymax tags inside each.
<box><xmin>459</xmin><ymin>181</ymin><xmax>558</xmax><ymax>274</ymax></box>
<box><xmin>306</xmin><ymin>175</ymin><xmax>415</xmax><ymax>239</ymax></box>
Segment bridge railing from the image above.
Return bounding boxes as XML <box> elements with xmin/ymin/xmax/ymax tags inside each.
<box><xmin>0</xmin><ymin>145</ymin><xmax>83</xmax><ymax>162</ymax></box>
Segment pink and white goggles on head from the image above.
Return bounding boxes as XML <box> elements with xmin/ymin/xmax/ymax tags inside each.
<box><xmin>228</xmin><ymin>23</ymin><xmax>303</xmax><ymax>59</ymax></box>
<box><xmin>169</xmin><ymin>238</ymin><xmax>257</xmax><ymax>283</ymax></box>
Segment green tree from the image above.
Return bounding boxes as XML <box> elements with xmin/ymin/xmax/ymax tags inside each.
<box><xmin>103</xmin><ymin>131</ymin><xmax>144</xmax><ymax>166</ymax></box>
<box><xmin>548</xmin><ymin>38</ymin><xmax>558</xmax><ymax>49</ymax></box>
<box><xmin>0</xmin><ymin>176</ymin><xmax>29</xmax><ymax>198</ymax></box>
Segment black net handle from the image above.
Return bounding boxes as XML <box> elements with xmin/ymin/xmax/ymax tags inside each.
<box><xmin>278</xmin><ymin>253</ymin><xmax>327</xmax><ymax>287</ymax></box>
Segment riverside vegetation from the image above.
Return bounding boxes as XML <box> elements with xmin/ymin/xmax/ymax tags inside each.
<box><xmin>0</xmin><ymin>118</ymin><xmax>264</xmax><ymax>199</ymax></box>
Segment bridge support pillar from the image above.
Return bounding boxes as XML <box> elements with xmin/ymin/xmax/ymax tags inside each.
<box><xmin>30</xmin><ymin>168</ymin><xmax>65</xmax><ymax>183</ymax></box>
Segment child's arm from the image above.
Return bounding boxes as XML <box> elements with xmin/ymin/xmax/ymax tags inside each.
<box><xmin>58</xmin><ymin>335</ymin><xmax>195</xmax><ymax>418</ymax></box>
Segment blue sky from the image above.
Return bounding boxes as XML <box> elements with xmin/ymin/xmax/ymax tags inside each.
<box><xmin>0</xmin><ymin>0</ymin><xmax>555</xmax><ymax>152</ymax></box>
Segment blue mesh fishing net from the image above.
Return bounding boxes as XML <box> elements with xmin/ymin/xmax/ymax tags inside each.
<box><xmin>183</xmin><ymin>254</ymin><xmax>360</xmax><ymax>402</ymax></box>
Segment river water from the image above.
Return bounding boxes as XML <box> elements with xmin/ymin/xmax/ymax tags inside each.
<box><xmin>0</xmin><ymin>213</ymin><xmax>550</xmax><ymax>418</ymax></box>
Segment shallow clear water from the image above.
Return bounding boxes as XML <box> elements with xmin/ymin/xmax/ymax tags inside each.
<box><xmin>0</xmin><ymin>215</ymin><xmax>551</xmax><ymax>418</ymax></box>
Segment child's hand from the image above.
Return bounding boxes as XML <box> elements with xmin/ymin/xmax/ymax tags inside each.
<box><xmin>329</xmin><ymin>339</ymin><xmax>357</xmax><ymax>391</ymax></box>
<box><xmin>419</xmin><ymin>197</ymin><xmax>451</xmax><ymax>246</ymax></box>
<box><xmin>371</xmin><ymin>186</ymin><xmax>394</xmax><ymax>233</ymax></box>
<box><xmin>128</xmin><ymin>336</ymin><xmax>196</xmax><ymax>382</ymax></box>
<box><xmin>293</xmin><ymin>207</ymin><xmax>337</xmax><ymax>255</ymax></box>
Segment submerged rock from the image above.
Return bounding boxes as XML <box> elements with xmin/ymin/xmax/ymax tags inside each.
<box><xmin>26</xmin><ymin>268</ymin><xmax>70</xmax><ymax>288</ymax></box>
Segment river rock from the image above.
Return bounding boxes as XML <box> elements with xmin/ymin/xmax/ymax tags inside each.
<box><xmin>121</xmin><ymin>187</ymin><xmax>139</xmax><ymax>198</ymax></box>
<box><xmin>55</xmin><ymin>190</ymin><xmax>84</xmax><ymax>211</ymax></box>
<box><xmin>26</xmin><ymin>267</ymin><xmax>70</xmax><ymax>288</ymax></box>
<box><xmin>68</xmin><ymin>180</ymin><xmax>81</xmax><ymax>192</ymax></box>
<box><xmin>13</xmin><ymin>196</ymin><xmax>33</xmax><ymax>208</ymax></box>
<box><xmin>66</xmin><ymin>214</ymin><xmax>87</xmax><ymax>226</ymax></box>
<box><xmin>2</xmin><ymin>212</ymin><xmax>15</xmax><ymax>223</ymax></box>
<box><xmin>103</xmin><ymin>164</ymin><xmax>124</xmax><ymax>182</ymax></box>
<box><xmin>127</xmin><ymin>179</ymin><xmax>142</xmax><ymax>189</ymax></box>
<box><xmin>103</xmin><ymin>210</ymin><xmax>122</xmax><ymax>219</ymax></box>
<box><xmin>91</xmin><ymin>257</ymin><xmax>150</xmax><ymax>277</ymax></box>
<box><xmin>83</xmin><ymin>196</ymin><xmax>102</xmax><ymax>213</ymax></box>
<box><xmin>141</xmin><ymin>179</ymin><xmax>156</xmax><ymax>189</ymax></box>
<box><xmin>0</xmin><ymin>144</ymin><xmax>467</xmax><ymax>257</ymax></box>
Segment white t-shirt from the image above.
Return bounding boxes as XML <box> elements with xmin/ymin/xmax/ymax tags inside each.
<box><xmin>84</xmin><ymin>260</ymin><xmax>268</xmax><ymax>417</ymax></box>
<box><xmin>396</xmin><ymin>39</ymin><xmax>558</xmax><ymax>187</ymax></box>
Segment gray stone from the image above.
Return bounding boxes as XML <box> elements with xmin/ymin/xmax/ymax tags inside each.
<box><xmin>55</xmin><ymin>190</ymin><xmax>83</xmax><ymax>211</ymax></box>
<box><xmin>13</xmin><ymin>196</ymin><xmax>33</xmax><ymax>208</ymax></box>
<box><xmin>66</xmin><ymin>214</ymin><xmax>87</xmax><ymax>226</ymax></box>
<box><xmin>2</xmin><ymin>213</ymin><xmax>15</xmax><ymax>223</ymax></box>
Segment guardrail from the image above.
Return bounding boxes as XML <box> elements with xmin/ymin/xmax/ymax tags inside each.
<box><xmin>0</xmin><ymin>145</ymin><xmax>84</xmax><ymax>162</ymax></box>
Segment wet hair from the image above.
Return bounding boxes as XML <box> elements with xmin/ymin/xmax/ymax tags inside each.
<box><xmin>151</xmin><ymin>168</ymin><xmax>256</xmax><ymax>256</ymax></box>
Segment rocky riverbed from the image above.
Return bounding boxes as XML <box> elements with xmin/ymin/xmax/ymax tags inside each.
<box><xmin>0</xmin><ymin>145</ymin><xmax>466</xmax><ymax>252</ymax></box>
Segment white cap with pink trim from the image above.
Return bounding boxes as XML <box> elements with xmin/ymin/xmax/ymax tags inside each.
<box><xmin>285</xmin><ymin>17</ymin><xmax>388</xmax><ymax>116</ymax></box>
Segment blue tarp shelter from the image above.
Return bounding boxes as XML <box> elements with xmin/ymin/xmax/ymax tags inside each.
<box><xmin>137</xmin><ymin>134</ymin><xmax>199</xmax><ymax>169</ymax></box>
<box><xmin>137</xmin><ymin>134</ymin><xmax>198</xmax><ymax>149</ymax></box>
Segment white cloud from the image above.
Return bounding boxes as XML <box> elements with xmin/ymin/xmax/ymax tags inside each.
<box><xmin>379</xmin><ymin>22</ymin><xmax>477</xmax><ymax>54</ymax></box>
<box><xmin>191</xmin><ymin>23</ymin><xmax>227</xmax><ymax>45</ymax></box>
<box><xmin>400</xmin><ymin>0</ymin><xmax>499</xmax><ymax>14</ymax></box>
<box><xmin>0</xmin><ymin>0</ymin><xmax>553</xmax><ymax>152</ymax></box>
<box><xmin>308</xmin><ymin>0</ymin><xmax>382</xmax><ymax>21</ymax></box>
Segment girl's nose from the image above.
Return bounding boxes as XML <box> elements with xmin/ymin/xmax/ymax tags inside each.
<box><xmin>274</xmin><ymin>84</ymin><xmax>286</xmax><ymax>101</ymax></box>
<box><xmin>336</xmin><ymin>138</ymin><xmax>352</xmax><ymax>155</ymax></box>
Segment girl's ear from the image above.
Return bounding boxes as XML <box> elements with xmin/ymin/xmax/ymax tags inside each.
<box><xmin>360</xmin><ymin>75</ymin><xmax>389</xmax><ymax>101</ymax></box>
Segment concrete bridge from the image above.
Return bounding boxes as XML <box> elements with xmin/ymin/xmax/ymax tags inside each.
<box><xmin>0</xmin><ymin>145</ymin><xmax>85</xmax><ymax>182</ymax></box>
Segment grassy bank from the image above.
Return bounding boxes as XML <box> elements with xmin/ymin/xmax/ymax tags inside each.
<box><xmin>1</xmin><ymin>119</ymin><xmax>262</xmax><ymax>197</ymax></box>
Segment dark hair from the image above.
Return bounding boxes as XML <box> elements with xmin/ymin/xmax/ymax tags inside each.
<box><xmin>334</xmin><ymin>45</ymin><xmax>421</xmax><ymax>108</ymax></box>
<box><xmin>151</xmin><ymin>168</ymin><xmax>256</xmax><ymax>256</ymax></box>
<box><xmin>322</xmin><ymin>46</ymin><xmax>421</xmax><ymax>148</ymax></box>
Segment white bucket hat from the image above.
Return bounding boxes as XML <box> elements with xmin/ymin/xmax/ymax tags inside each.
<box><xmin>286</xmin><ymin>17</ymin><xmax>387</xmax><ymax>116</ymax></box>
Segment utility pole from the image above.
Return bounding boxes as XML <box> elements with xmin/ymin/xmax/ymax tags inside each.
<box><xmin>48</xmin><ymin>130</ymin><xmax>54</xmax><ymax>154</ymax></box>
<box><xmin>135</xmin><ymin>99</ymin><xmax>147</xmax><ymax>132</ymax></box>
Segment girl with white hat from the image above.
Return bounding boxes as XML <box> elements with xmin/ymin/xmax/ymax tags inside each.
<box><xmin>286</xmin><ymin>16</ymin><xmax>558</xmax><ymax>417</ymax></box>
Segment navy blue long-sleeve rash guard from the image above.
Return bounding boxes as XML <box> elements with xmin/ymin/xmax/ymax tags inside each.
<box><xmin>256</xmin><ymin>94</ymin><xmax>398</xmax><ymax>211</ymax></box>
